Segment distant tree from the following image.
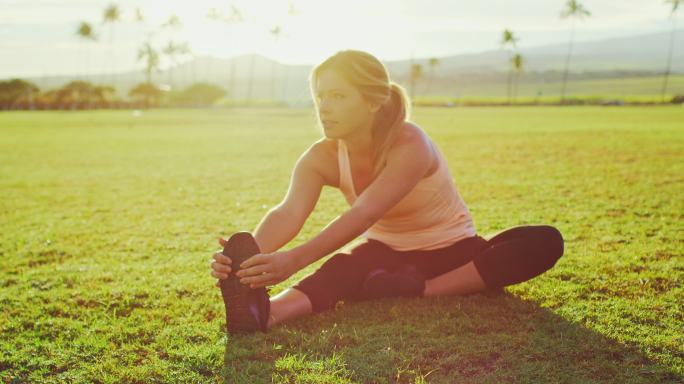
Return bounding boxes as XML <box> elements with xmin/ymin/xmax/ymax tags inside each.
<box><xmin>662</xmin><ymin>0</ymin><xmax>681</xmax><ymax>102</ymax></box>
<box><xmin>161</xmin><ymin>15</ymin><xmax>183</xmax><ymax>87</ymax></box>
<box><xmin>137</xmin><ymin>42</ymin><xmax>160</xmax><ymax>84</ymax></box>
<box><xmin>75</xmin><ymin>22</ymin><xmax>98</xmax><ymax>108</ymax></box>
<box><xmin>129</xmin><ymin>82</ymin><xmax>162</xmax><ymax>108</ymax></box>
<box><xmin>288</xmin><ymin>0</ymin><xmax>299</xmax><ymax>16</ymax></box>
<box><xmin>133</xmin><ymin>8</ymin><xmax>148</xmax><ymax>85</ymax></box>
<box><xmin>206</xmin><ymin>5</ymin><xmax>244</xmax><ymax>99</ymax></box>
<box><xmin>560</xmin><ymin>0</ymin><xmax>591</xmax><ymax>103</ymax></box>
<box><xmin>511</xmin><ymin>53</ymin><xmax>524</xmax><ymax>101</ymax></box>
<box><xmin>269</xmin><ymin>25</ymin><xmax>283</xmax><ymax>102</ymax></box>
<box><xmin>501</xmin><ymin>29</ymin><xmax>519</xmax><ymax>104</ymax></box>
<box><xmin>75</xmin><ymin>22</ymin><xmax>97</xmax><ymax>82</ymax></box>
<box><xmin>0</xmin><ymin>79</ymin><xmax>40</xmax><ymax>110</ymax></box>
<box><xmin>171</xmin><ymin>83</ymin><xmax>226</xmax><ymax>107</ymax></box>
<box><xmin>102</xmin><ymin>4</ymin><xmax>121</xmax><ymax>90</ymax></box>
<box><xmin>163</xmin><ymin>41</ymin><xmax>191</xmax><ymax>90</ymax></box>
<box><xmin>410</xmin><ymin>63</ymin><xmax>423</xmax><ymax>101</ymax></box>
<box><xmin>425</xmin><ymin>57</ymin><xmax>440</xmax><ymax>95</ymax></box>
<box><xmin>48</xmin><ymin>81</ymin><xmax>114</xmax><ymax>109</ymax></box>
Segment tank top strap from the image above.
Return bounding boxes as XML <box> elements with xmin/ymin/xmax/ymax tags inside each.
<box><xmin>337</xmin><ymin>140</ymin><xmax>356</xmax><ymax>198</ymax></box>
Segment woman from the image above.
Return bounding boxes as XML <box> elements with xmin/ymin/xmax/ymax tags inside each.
<box><xmin>210</xmin><ymin>50</ymin><xmax>564</xmax><ymax>334</ymax></box>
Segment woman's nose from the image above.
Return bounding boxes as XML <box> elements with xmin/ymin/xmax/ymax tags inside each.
<box><xmin>318</xmin><ymin>100</ymin><xmax>331</xmax><ymax>113</ymax></box>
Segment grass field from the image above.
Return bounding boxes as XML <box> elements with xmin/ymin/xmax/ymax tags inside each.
<box><xmin>1</xmin><ymin>106</ymin><xmax>683</xmax><ymax>383</ymax></box>
<box><xmin>412</xmin><ymin>75</ymin><xmax>684</xmax><ymax>101</ymax></box>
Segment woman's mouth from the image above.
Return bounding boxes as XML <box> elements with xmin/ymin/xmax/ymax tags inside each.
<box><xmin>323</xmin><ymin>120</ymin><xmax>338</xmax><ymax>128</ymax></box>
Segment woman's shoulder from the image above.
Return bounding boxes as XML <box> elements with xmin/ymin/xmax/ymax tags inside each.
<box><xmin>302</xmin><ymin>137</ymin><xmax>339</xmax><ymax>187</ymax></box>
<box><xmin>392</xmin><ymin>121</ymin><xmax>436</xmax><ymax>158</ymax></box>
<box><xmin>391</xmin><ymin>122</ymin><xmax>441</xmax><ymax>177</ymax></box>
<box><xmin>308</xmin><ymin>137</ymin><xmax>337</xmax><ymax>160</ymax></box>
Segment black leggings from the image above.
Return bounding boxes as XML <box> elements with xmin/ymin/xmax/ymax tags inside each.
<box><xmin>291</xmin><ymin>225</ymin><xmax>564</xmax><ymax>313</ymax></box>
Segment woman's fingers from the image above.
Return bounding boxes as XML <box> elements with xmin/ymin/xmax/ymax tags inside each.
<box><xmin>212</xmin><ymin>252</ymin><xmax>232</xmax><ymax>265</ymax></box>
<box><xmin>240</xmin><ymin>253</ymin><xmax>266</xmax><ymax>269</ymax></box>
<box><xmin>250</xmin><ymin>279</ymin><xmax>279</xmax><ymax>289</ymax></box>
<box><xmin>218</xmin><ymin>237</ymin><xmax>228</xmax><ymax>247</ymax></box>
<box><xmin>211</xmin><ymin>260</ymin><xmax>231</xmax><ymax>274</ymax></box>
<box><xmin>211</xmin><ymin>270</ymin><xmax>228</xmax><ymax>280</ymax></box>
<box><xmin>237</xmin><ymin>264</ymin><xmax>270</xmax><ymax>278</ymax></box>
<box><xmin>240</xmin><ymin>272</ymin><xmax>276</xmax><ymax>285</ymax></box>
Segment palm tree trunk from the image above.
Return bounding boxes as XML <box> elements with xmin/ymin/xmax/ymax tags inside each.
<box><xmin>561</xmin><ymin>19</ymin><xmax>576</xmax><ymax>103</ymax></box>
<box><xmin>247</xmin><ymin>54</ymin><xmax>256</xmax><ymax>106</ymax></box>
<box><xmin>661</xmin><ymin>16</ymin><xmax>678</xmax><ymax>103</ymax></box>
<box><xmin>507</xmin><ymin>66</ymin><xmax>513</xmax><ymax>104</ymax></box>
<box><xmin>229</xmin><ymin>58</ymin><xmax>235</xmax><ymax>101</ymax></box>
<box><xmin>271</xmin><ymin>62</ymin><xmax>278</xmax><ymax>104</ymax></box>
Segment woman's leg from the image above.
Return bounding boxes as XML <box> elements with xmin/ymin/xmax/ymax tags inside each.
<box><xmin>266</xmin><ymin>287</ymin><xmax>313</xmax><ymax>329</ymax></box>
<box><xmin>423</xmin><ymin>225</ymin><xmax>564</xmax><ymax>296</ymax></box>
<box><xmin>267</xmin><ymin>240</ymin><xmax>400</xmax><ymax>327</ymax></box>
<box><xmin>422</xmin><ymin>261</ymin><xmax>488</xmax><ymax>296</ymax></box>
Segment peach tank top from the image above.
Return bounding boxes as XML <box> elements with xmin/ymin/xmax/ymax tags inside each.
<box><xmin>338</xmin><ymin>139</ymin><xmax>477</xmax><ymax>251</ymax></box>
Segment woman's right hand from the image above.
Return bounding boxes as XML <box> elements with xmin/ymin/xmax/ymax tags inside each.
<box><xmin>211</xmin><ymin>237</ymin><xmax>233</xmax><ymax>288</ymax></box>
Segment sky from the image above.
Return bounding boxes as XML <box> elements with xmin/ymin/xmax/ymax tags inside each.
<box><xmin>1</xmin><ymin>0</ymin><xmax>681</xmax><ymax>78</ymax></box>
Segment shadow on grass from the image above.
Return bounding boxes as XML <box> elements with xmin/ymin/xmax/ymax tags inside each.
<box><xmin>222</xmin><ymin>291</ymin><xmax>681</xmax><ymax>383</ymax></box>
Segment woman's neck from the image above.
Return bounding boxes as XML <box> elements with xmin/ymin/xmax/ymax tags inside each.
<box><xmin>342</xmin><ymin>120</ymin><xmax>374</xmax><ymax>158</ymax></box>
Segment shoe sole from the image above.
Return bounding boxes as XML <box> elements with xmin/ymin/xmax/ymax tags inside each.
<box><xmin>219</xmin><ymin>231</ymin><xmax>267</xmax><ymax>334</ymax></box>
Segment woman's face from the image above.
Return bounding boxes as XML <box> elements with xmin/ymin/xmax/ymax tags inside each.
<box><xmin>314</xmin><ymin>69</ymin><xmax>378</xmax><ymax>139</ymax></box>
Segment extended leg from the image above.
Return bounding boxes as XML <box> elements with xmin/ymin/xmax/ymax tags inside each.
<box><xmin>423</xmin><ymin>260</ymin><xmax>487</xmax><ymax>296</ymax></box>
<box><xmin>423</xmin><ymin>225</ymin><xmax>564</xmax><ymax>296</ymax></box>
<box><xmin>266</xmin><ymin>287</ymin><xmax>313</xmax><ymax>329</ymax></box>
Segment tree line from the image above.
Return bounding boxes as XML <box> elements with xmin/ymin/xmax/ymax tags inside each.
<box><xmin>406</xmin><ymin>0</ymin><xmax>680</xmax><ymax>104</ymax></box>
<box><xmin>2</xmin><ymin>1</ymin><xmax>681</xmax><ymax>109</ymax></box>
<box><xmin>0</xmin><ymin>79</ymin><xmax>227</xmax><ymax>110</ymax></box>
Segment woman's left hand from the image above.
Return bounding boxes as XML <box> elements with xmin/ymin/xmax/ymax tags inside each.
<box><xmin>234</xmin><ymin>250</ymin><xmax>301</xmax><ymax>288</ymax></box>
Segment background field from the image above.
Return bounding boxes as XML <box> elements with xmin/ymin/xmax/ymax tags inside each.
<box><xmin>1</xmin><ymin>106</ymin><xmax>683</xmax><ymax>383</ymax></box>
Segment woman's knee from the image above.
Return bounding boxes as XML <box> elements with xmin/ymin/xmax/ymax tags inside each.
<box><xmin>319</xmin><ymin>252</ymin><xmax>354</xmax><ymax>272</ymax></box>
<box><xmin>534</xmin><ymin>225</ymin><xmax>564</xmax><ymax>266</ymax></box>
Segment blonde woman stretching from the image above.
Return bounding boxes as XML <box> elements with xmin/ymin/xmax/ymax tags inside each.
<box><xmin>210</xmin><ymin>50</ymin><xmax>564</xmax><ymax>334</ymax></box>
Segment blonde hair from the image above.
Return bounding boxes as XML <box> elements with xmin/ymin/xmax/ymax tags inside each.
<box><xmin>309</xmin><ymin>50</ymin><xmax>412</xmax><ymax>179</ymax></box>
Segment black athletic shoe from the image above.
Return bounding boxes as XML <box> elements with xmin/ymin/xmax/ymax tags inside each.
<box><xmin>362</xmin><ymin>264</ymin><xmax>426</xmax><ymax>298</ymax></box>
<box><xmin>219</xmin><ymin>231</ymin><xmax>270</xmax><ymax>335</ymax></box>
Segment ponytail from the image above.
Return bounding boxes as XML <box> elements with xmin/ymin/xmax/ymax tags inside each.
<box><xmin>370</xmin><ymin>82</ymin><xmax>411</xmax><ymax>179</ymax></box>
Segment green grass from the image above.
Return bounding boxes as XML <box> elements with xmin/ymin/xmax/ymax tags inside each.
<box><xmin>416</xmin><ymin>75</ymin><xmax>684</xmax><ymax>99</ymax></box>
<box><xmin>1</xmin><ymin>107</ymin><xmax>682</xmax><ymax>383</ymax></box>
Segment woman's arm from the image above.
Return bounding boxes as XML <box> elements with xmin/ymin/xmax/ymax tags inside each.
<box><xmin>236</xmin><ymin>133</ymin><xmax>432</xmax><ymax>288</ymax></box>
<box><xmin>288</xmin><ymin>134</ymin><xmax>432</xmax><ymax>270</ymax></box>
<box><xmin>252</xmin><ymin>141</ymin><xmax>327</xmax><ymax>253</ymax></box>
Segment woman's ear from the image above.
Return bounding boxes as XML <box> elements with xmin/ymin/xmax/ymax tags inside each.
<box><xmin>368</xmin><ymin>102</ymin><xmax>381</xmax><ymax>114</ymax></box>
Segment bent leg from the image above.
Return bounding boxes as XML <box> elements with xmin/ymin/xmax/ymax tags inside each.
<box><xmin>473</xmin><ymin>224</ymin><xmax>564</xmax><ymax>288</ymax></box>
<box><xmin>290</xmin><ymin>240</ymin><xmax>401</xmax><ymax>313</ymax></box>
<box><xmin>423</xmin><ymin>225</ymin><xmax>564</xmax><ymax>296</ymax></box>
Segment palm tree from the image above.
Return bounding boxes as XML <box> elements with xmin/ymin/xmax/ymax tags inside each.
<box><xmin>559</xmin><ymin>0</ymin><xmax>591</xmax><ymax>103</ymax></box>
<box><xmin>661</xmin><ymin>0</ymin><xmax>681</xmax><ymax>102</ymax></box>
<box><xmin>76</xmin><ymin>22</ymin><xmax>97</xmax><ymax>109</ymax></box>
<box><xmin>425</xmin><ymin>57</ymin><xmax>440</xmax><ymax>96</ymax></box>
<box><xmin>501</xmin><ymin>29</ymin><xmax>519</xmax><ymax>104</ymax></box>
<box><xmin>206</xmin><ymin>5</ymin><xmax>244</xmax><ymax>101</ymax></box>
<box><xmin>410</xmin><ymin>63</ymin><xmax>423</xmax><ymax>102</ymax></box>
<box><xmin>102</xmin><ymin>4</ymin><xmax>121</xmax><ymax>90</ymax></box>
<box><xmin>269</xmin><ymin>25</ymin><xmax>282</xmax><ymax>103</ymax></box>
<box><xmin>138</xmin><ymin>42</ymin><xmax>160</xmax><ymax>84</ymax></box>
<box><xmin>511</xmin><ymin>54</ymin><xmax>524</xmax><ymax>102</ymax></box>
<box><xmin>161</xmin><ymin>15</ymin><xmax>183</xmax><ymax>86</ymax></box>
<box><xmin>288</xmin><ymin>0</ymin><xmax>299</xmax><ymax>16</ymax></box>
<box><xmin>162</xmin><ymin>41</ymin><xmax>191</xmax><ymax>90</ymax></box>
<box><xmin>133</xmin><ymin>8</ymin><xmax>147</xmax><ymax>87</ymax></box>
